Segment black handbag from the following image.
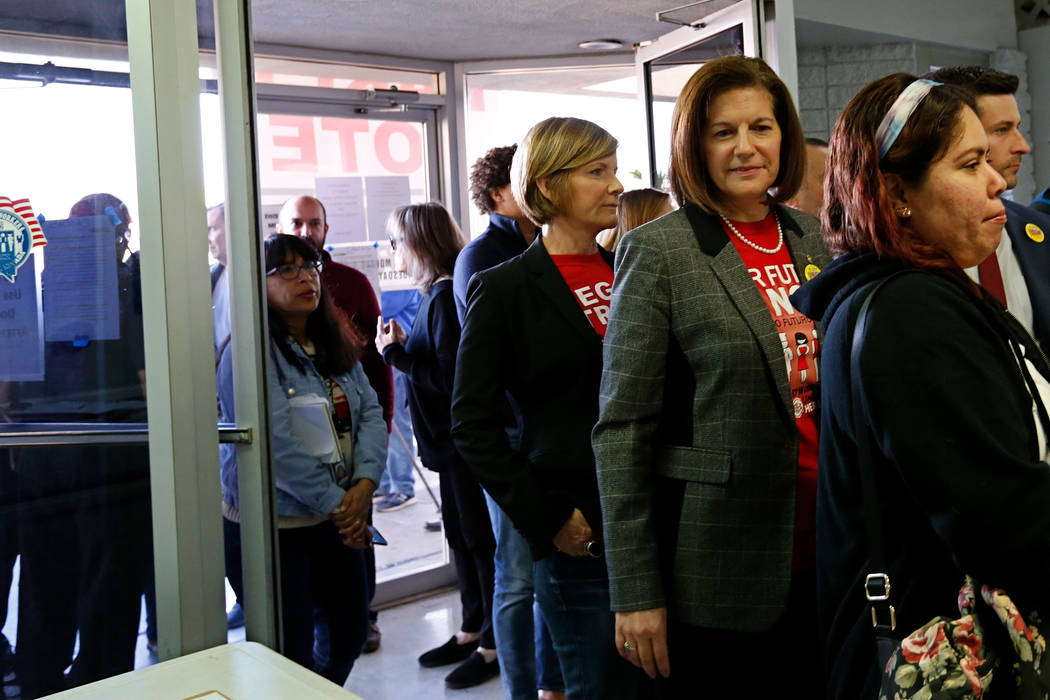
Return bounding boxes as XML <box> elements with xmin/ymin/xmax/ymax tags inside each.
<box><xmin>850</xmin><ymin>273</ymin><xmax>1050</xmax><ymax>700</ymax></box>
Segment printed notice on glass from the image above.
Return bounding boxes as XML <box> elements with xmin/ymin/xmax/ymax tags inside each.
<box><xmin>316</xmin><ymin>176</ymin><xmax>367</xmax><ymax>245</ymax></box>
<box><xmin>364</xmin><ymin>176</ymin><xmax>411</xmax><ymax>241</ymax></box>
<box><xmin>41</xmin><ymin>216</ymin><xmax>119</xmax><ymax>342</ymax></box>
<box><xmin>261</xmin><ymin>203</ymin><xmax>282</xmax><ymax>238</ymax></box>
<box><xmin>329</xmin><ymin>244</ymin><xmax>384</xmax><ymax>298</ymax></box>
<box><xmin>0</xmin><ymin>251</ymin><xmax>44</xmax><ymax>381</ymax></box>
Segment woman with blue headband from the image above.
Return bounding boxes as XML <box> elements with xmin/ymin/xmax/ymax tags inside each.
<box><xmin>791</xmin><ymin>73</ymin><xmax>1050</xmax><ymax>698</ymax></box>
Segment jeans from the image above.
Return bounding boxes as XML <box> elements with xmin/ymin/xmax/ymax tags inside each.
<box><xmin>486</xmin><ymin>492</ymin><xmax>564</xmax><ymax>699</ymax></box>
<box><xmin>379</xmin><ymin>370</ymin><xmax>415</xmax><ymax>497</ymax></box>
<box><xmin>534</xmin><ymin>553</ymin><xmax>639</xmax><ymax>700</ymax></box>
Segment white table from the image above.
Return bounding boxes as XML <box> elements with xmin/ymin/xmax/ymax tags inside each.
<box><xmin>47</xmin><ymin>641</ymin><xmax>365</xmax><ymax>699</ymax></box>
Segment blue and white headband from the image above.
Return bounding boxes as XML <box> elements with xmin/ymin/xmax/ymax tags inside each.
<box><xmin>875</xmin><ymin>78</ymin><xmax>942</xmax><ymax>159</ymax></box>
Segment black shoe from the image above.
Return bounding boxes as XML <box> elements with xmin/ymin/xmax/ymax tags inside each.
<box><xmin>362</xmin><ymin>621</ymin><xmax>381</xmax><ymax>653</ymax></box>
<box><xmin>444</xmin><ymin>651</ymin><xmax>500</xmax><ymax>689</ymax></box>
<box><xmin>226</xmin><ymin>602</ymin><xmax>245</xmax><ymax>629</ymax></box>
<box><xmin>418</xmin><ymin>636</ymin><xmax>478</xmax><ymax>668</ymax></box>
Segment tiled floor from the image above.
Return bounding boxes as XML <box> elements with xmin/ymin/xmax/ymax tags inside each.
<box><xmin>346</xmin><ymin>589</ymin><xmax>504</xmax><ymax>700</ymax></box>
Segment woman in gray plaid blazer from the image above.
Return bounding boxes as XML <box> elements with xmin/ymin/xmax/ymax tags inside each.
<box><xmin>592</xmin><ymin>56</ymin><xmax>831</xmax><ymax>696</ymax></box>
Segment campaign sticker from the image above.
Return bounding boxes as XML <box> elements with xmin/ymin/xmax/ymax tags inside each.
<box><xmin>804</xmin><ymin>263</ymin><xmax>821</xmax><ymax>281</ymax></box>
<box><xmin>0</xmin><ymin>197</ymin><xmax>45</xmax><ymax>283</ymax></box>
<box><xmin>1026</xmin><ymin>223</ymin><xmax>1045</xmax><ymax>243</ymax></box>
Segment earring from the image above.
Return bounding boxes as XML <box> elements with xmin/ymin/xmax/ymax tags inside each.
<box><xmin>895</xmin><ymin>206</ymin><xmax>912</xmax><ymax>219</ymax></box>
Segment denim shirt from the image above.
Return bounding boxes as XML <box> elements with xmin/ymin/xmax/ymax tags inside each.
<box><xmin>218</xmin><ymin>338</ymin><xmax>387</xmax><ymax>518</ymax></box>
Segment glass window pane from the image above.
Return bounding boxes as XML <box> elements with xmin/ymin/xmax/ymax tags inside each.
<box><xmin>0</xmin><ymin>30</ymin><xmax>157</xmax><ymax>697</ymax></box>
<box><xmin>465</xmin><ymin>65</ymin><xmax>664</xmax><ymax>236</ymax></box>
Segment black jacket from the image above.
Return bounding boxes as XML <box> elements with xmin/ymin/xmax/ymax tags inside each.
<box><xmin>791</xmin><ymin>253</ymin><xmax>1050</xmax><ymax>699</ymax></box>
<box><xmin>451</xmin><ymin>238</ymin><xmax>613</xmax><ymax>558</ymax></box>
<box><xmin>382</xmin><ymin>280</ymin><xmax>460</xmax><ymax>471</ymax></box>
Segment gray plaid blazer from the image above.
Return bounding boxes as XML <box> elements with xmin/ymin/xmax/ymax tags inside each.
<box><xmin>592</xmin><ymin>203</ymin><xmax>831</xmax><ymax>632</ymax></box>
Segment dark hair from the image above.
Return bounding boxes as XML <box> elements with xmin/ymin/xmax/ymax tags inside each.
<box><xmin>387</xmin><ymin>202</ymin><xmax>465</xmax><ymax>290</ymax></box>
<box><xmin>824</xmin><ymin>73</ymin><xmax>976</xmax><ymax>270</ymax></box>
<box><xmin>924</xmin><ymin>66</ymin><xmax>1019</xmax><ymax>97</ymax></box>
<box><xmin>264</xmin><ymin>234</ymin><xmax>363</xmax><ymax>376</ymax></box>
<box><xmin>669</xmin><ymin>56</ymin><xmax>806</xmax><ymax>213</ymax></box>
<box><xmin>470</xmin><ymin>145</ymin><xmax>516</xmax><ymax>214</ymax></box>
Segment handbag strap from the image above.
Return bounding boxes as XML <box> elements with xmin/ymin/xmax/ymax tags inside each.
<box><xmin>850</xmin><ymin>272</ymin><xmax>913</xmax><ymax>637</ymax></box>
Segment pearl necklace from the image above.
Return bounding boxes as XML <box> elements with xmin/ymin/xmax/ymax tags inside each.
<box><xmin>719</xmin><ymin>212</ymin><xmax>783</xmax><ymax>255</ymax></box>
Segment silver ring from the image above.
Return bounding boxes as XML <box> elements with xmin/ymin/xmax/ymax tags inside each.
<box><xmin>623</xmin><ymin>640</ymin><xmax>635</xmax><ymax>653</ymax></box>
<box><xmin>583</xmin><ymin>539</ymin><xmax>602</xmax><ymax>558</ymax></box>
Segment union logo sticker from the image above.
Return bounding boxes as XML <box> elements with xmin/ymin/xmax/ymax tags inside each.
<box><xmin>1026</xmin><ymin>223</ymin><xmax>1045</xmax><ymax>243</ymax></box>
<box><xmin>0</xmin><ymin>197</ymin><xmax>45</xmax><ymax>283</ymax></box>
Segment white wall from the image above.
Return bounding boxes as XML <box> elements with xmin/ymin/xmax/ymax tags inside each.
<box><xmin>1020</xmin><ymin>25</ymin><xmax>1050</xmax><ymax>200</ymax></box>
<box><xmin>794</xmin><ymin>0</ymin><xmax>1017</xmax><ymax>52</ymax></box>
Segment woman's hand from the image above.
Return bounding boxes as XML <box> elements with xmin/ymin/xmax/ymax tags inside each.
<box><xmin>552</xmin><ymin>508</ymin><xmax>592</xmax><ymax>556</ymax></box>
<box><xmin>616</xmin><ymin>608</ymin><xmax>670</xmax><ymax>679</ymax></box>
<box><xmin>331</xmin><ymin>479</ymin><xmax>376</xmax><ymax>547</ymax></box>
<box><xmin>375</xmin><ymin>317</ymin><xmax>408</xmax><ymax>353</ymax></box>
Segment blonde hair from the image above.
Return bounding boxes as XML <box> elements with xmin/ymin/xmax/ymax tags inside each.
<box><xmin>387</xmin><ymin>202</ymin><xmax>465</xmax><ymax>290</ymax></box>
<box><xmin>599</xmin><ymin>188</ymin><xmax>673</xmax><ymax>250</ymax></box>
<box><xmin>511</xmin><ymin>117</ymin><xmax>618</xmax><ymax>225</ymax></box>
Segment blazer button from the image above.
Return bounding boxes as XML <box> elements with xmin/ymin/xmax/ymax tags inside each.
<box><xmin>287</xmin><ymin>387</ymin><xmax>296</xmax><ymax>396</ymax></box>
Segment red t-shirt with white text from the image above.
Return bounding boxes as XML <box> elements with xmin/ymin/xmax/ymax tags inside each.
<box><xmin>723</xmin><ymin>213</ymin><xmax>820</xmax><ymax>572</ymax></box>
<box><xmin>550</xmin><ymin>252</ymin><xmax>614</xmax><ymax>336</ymax></box>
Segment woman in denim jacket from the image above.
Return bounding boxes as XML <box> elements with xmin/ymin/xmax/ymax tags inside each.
<box><xmin>217</xmin><ymin>234</ymin><xmax>386</xmax><ymax>685</ymax></box>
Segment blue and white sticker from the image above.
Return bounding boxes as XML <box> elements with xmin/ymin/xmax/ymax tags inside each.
<box><xmin>0</xmin><ymin>208</ymin><xmax>30</xmax><ymax>283</ymax></box>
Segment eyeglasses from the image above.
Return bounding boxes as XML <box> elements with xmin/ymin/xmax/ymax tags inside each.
<box><xmin>266</xmin><ymin>260</ymin><xmax>323</xmax><ymax>280</ymax></box>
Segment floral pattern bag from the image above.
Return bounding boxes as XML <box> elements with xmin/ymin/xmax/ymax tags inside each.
<box><xmin>879</xmin><ymin>578</ymin><xmax>1050</xmax><ymax>699</ymax></box>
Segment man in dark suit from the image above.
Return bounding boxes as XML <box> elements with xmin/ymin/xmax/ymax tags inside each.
<box><xmin>928</xmin><ymin>67</ymin><xmax>1050</xmax><ymax>348</ymax></box>
<box><xmin>1033</xmin><ymin>187</ymin><xmax>1050</xmax><ymax>216</ymax></box>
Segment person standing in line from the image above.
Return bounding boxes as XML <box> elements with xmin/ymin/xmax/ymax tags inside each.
<box><xmin>377</xmin><ymin>202</ymin><xmax>499</xmax><ymax>690</ymax></box>
<box><xmin>372</xmin><ymin>287</ymin><xmax>421</xmax><ymax>514</ymax></box>
<box><xmin>219</xmin><ymin>234</ymin><xmax>385</xmax><ymax>684</ymax></box>
<box><xmin>925</xmin><ymin>66</ymin><xmax>1050</xmax><ymax>349</ymax></box>
<box><xmin>452</xmin><ymin>144</ymin><xmax>565</xmax><ymax>700</ymax></box>
<box><xmin>596</xmin><ymin>187</ymin><xmax>673</xmax><ymax>252</ymax></box>
<box><xmin>453</xmin><ymin>117</ymin><xmax>639</xmax><ymax>698</ymax></box>
<box><xmin>592</xmin><ymin>56</ymin><xmax>830</xmax><ymax>697</ymax></box>
<box><xmin>787</xmin><ymin>137</ymin><xmax>829</xmax><ymax>219</ymax></box>
<box><xmin>276</xmin><ymin>195</ymin><xmax>391</xmax><ymax>651</ymax></box>
<box><xmin>791</xmin><ymin>72</ymin><xmax>1050</xmax><ymax>700</ymax></box>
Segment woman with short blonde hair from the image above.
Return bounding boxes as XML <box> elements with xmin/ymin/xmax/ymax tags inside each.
<box><xmin>453</xmin><ymin>116</ymin><xmax>639</xmax><ymax>697</ymax></box>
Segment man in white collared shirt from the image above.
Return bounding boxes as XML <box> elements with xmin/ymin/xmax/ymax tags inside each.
<box><xmin>927</xmin><ymin>66</ymin><xmax>1050</xmax><ymax>348</ymax></box>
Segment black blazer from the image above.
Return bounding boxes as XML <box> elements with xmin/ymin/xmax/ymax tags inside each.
<box><xmin>1004</xmin><ymin>198</ymin><xmax>1050</xmax><ymax>348</ymax></box>
<box><xmin>451</xmin><ymin>237</ymin><xmax>614</xmax><ymax>559</ymax></box>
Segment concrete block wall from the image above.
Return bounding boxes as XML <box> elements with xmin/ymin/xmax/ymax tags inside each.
<box><xmin>796</xmin><ymin>44</ymin><xmax>918</xmax><ymax>141</ymax></box>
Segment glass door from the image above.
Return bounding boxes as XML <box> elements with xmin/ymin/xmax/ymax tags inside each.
<box><xmin>254</xmin><ymin>95</ymin><xmax>456</xmax><ymax>600</ymax></box>
<box><xmin>635</xmin><ymin>0</ymin><xmax>761</xmax><ymax>187</ymax></box>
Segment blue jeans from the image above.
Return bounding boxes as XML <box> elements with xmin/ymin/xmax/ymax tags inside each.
<box><xmin>534</xmin><ymin>553</ymin><xmax>639</xmax><ymax>699</ymax></box>
<box><xmin>379</xmin><ymin>370</ymin><xmax>415</xmax><ymax>497</ymax></box>
<box><xmin>486</xmin><ymin>493</ymin><xmax>564</xmax><ymax>699</ymax></box>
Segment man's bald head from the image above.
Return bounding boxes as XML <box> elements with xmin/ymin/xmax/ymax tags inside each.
<box><xmin>277</xmin><ymin>195</ymin><xmax>328</xmax><ymax>250</ymax></box>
